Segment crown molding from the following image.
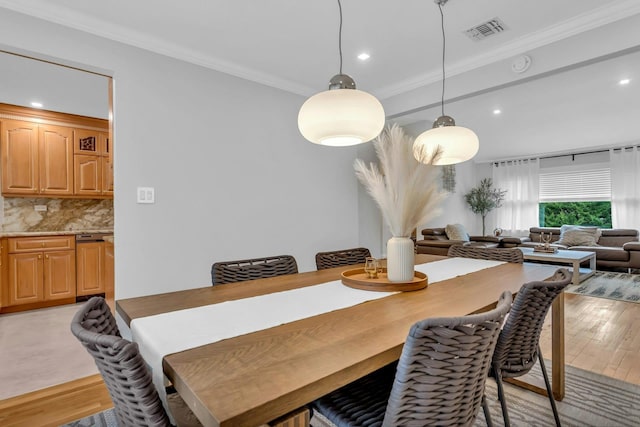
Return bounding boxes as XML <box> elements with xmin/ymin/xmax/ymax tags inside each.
<box><xmin>0</xmin><ymin>1</ymin><xmax>316</xmax><ymax>97</ymax></box>
<box><xmin>1</xmin><ymin>0</ymin><xmax>639</xmax><ymax>100</ymax></box>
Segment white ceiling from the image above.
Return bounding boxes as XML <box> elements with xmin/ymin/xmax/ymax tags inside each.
<box><xmin>1</xmin><ymin>0</ymin><xmax>639</xmax><ymax>162</ymax></box>
<box><xmin>395</xmin><ymin>48</ymin><xmax>640</xmax><ymax>162</ymax></box>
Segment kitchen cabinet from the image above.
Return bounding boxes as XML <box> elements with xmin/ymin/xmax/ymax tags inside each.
<box><xmin>0</xmin><ymin>104</ymin><xmax>111</xmax><ymax>199</ymax></box>
<box><xmin>104</xmin><ymin>240</ymin><xmax>114</xmax><ymax>300</ymax></box>
<box><xmin>103</xmin><ymin>155</ymin><xmax>114</xmax><ymax>195</ymax></box>
<box><xmin>73</xmin><ymin>129</ymin><xmax>113</xmax><ymax>197</ymax></box>
<box><xmin>74</xmin><ymin>154</ymin><xmax>102</xmax><ymax>196</ymax></box>
<box><xmin>5</xmin><ymin>236</ymin><xmax>76</xmax><ymax>308</ymax></box>
<box><xmin>1</xmin><ymin>119</ymin><xmax>74</xmax><ymax>196</ymax></box>
<box><xmin>0</xmin><ymin>239</ymin><xmax>5</xmax><ymax>309</ymax></box>
<box><xmin>76</xmin><ymin>241</ymin><xmax>105</xmax><ymax>296</ymax></box>
<box><xmin>77</xmin><ymin>234</ymin><xmax>114</xmax><ymax>298</ymax></box>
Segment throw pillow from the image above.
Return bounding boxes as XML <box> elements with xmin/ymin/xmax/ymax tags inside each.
<box><xmin>556</xmin><ymin>225</ymin><xmax>601</xmax><ymax>247</ymax></box>
<box><xmin>445</xmin><ymin>223</ymin><xmax>470</xmax><ymax>242</ymax></box>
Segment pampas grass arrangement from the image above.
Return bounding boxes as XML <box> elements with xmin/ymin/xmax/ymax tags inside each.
<box><xmin>354</xmin><ymin>124</ymin><xmax>446</xmax><ymax>238</ymax></box>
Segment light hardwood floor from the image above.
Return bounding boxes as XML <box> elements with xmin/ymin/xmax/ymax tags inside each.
<box><xmin>1</xmin><ymin>293</ymin><xmax>639</xmax><ymax>426</ymax></box>
<box><xmin>540</xmin><ymin>293</ymin><xmax>640</xmax><ymax>385</ymax></box>
<box><xmin>0</xmin><ymin>374</ymin><xmax>111</xmax><ymax>427</ymax></box>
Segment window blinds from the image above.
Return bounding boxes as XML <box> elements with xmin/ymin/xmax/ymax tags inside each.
<box><xmin>539</xmin><ymin>168</ymin><xmax>611</xmax><ymax>202</ymax></box>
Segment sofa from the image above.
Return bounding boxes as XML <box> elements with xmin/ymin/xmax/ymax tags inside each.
<box><xmin>502</xmin><ymin>226</ymin><xmax>640</xmax><ymax>272</ymax></box>
<box><xmin>416</xmin><ymin>225</ymin><xmax>640</xmax><ymax>272</ymax></box>
<box><xmin>415</xmin><ymin>227</ymin><xmax>502</xmax><ymax>256</ymax></box>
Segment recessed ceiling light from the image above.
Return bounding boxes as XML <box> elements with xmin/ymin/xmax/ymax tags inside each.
<box><xmin>619</xmin><ymin>78</ymin><xmax>631</xmax><ymax>85</ymax></box>
<box><xmin>31</xmin><ymin>101</ymin><xmax>43</xmax><ymax>108</ymax></box>
<box><xmin>357</xmin><ymin>52</ymin><xmax>370</xmax><ymax>61</ymax></box>
<box><xmin>493</xmin><ymin>109</ymin><xmax>502</xmax><ymax>115</ymax></box>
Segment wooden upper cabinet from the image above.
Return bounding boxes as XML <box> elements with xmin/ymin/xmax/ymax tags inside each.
<box><xmin>74</xmin><ymin>154</ymin><xmax>102</xmax><ymax>196</ymax></box>
<box><xmin>1</xmin><ymin>120</ymin><xmax>74</xmax><ymax>196</ymax></box>
<box><xmin>73</xmin><ymin>129</ymin><xmax>113</xmax><ymax>196</ymax></box>
<box><xmin>102</xmin><ymin>156</ymin><xmax>114</xmax><ymax>195</ymax></box>
<box><xmin>74</xmin><ymin>129</ymin><xmax>100</xmax><ymax>155</ymax></box>
<box><xmin>101</xmin><ymin>131</ymin><xmax>114</xmax><ymax>195</ymax></box>
<box><xmin>75</xmin><ymin>129</ymin><xmax>110</xmax><ymax>156</ymax></box>
<box><xmin>0</xmin><ymin>105</ymin><xmax>111</xmax><ymax>199</ymax></box>
<box><xmin>100</xmin><ymin>131</ymin><xmax>110</xmax><ymax>157</ymax></box>
<box><xmin>39</xmin><ymin>124</ymin><xmax>74</xmax><ymax>196</ymax></box>
<box><xmin>1</xmin><ymin>119</ymin><xmax>39</xmax><ymax>194</ymax></box>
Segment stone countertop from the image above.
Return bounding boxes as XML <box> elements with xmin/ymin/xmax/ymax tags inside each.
<box><xmin>0</xmin><ymin>229</ymin><xmax>114</xmax><ymax>237</ymax></box>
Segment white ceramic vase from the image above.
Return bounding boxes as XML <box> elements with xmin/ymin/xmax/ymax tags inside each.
<box><xmin>386</xmin><ymin>236</ymin><xmax>414</xmax><ymax>282</ymax></box>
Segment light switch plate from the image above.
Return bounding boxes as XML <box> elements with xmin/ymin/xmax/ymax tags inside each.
<box><xmin>34</xmin><ymin>205</ymin><xmax>48</xmax><ymax>212</ymax></box>
<box><xmin>137</xmin><ymin>187</ymin><xmax>155</xmax><ymax>204</ymax></box>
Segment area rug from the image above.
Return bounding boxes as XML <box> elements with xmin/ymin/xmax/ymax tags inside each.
<box><xmin>310</xmin><ymin>363</ymin><xmax>640</xmax><ymax>427</ymax></box>
<box><xmin>61</xmin><ymin>408</ymin><xmax>117</xmax><ymax>427</ymax></box>
<box><xmin>566</xmin><ymin>271</ymin><xmax>640</xmax><ymax>303</ymax></box>
<box><xmin>64</xmin><ymin>365</ymin><xmax>640</xmax><ymax>427</ymax></box>
<box><xmin>477</xmin><ymin>363</ymin><xmax>640</xmax><ymax>426</ymax></box>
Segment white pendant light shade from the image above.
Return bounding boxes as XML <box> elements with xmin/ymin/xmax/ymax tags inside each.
<box><xmin>413</xmin><ymin>123</ymin><xmax>479</xmax><ymax>165</ymax></box>
<box><xmin>412</xmin><ymin>0</ymin><xmax>479</xmax><ymax>165</ymax></box>
<box><xmin>298</xmin><ymin>88</ymin><xmax>385</xmax><ymax>146</ymax></box>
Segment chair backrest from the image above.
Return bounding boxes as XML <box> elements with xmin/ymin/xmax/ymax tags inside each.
<box><xmin>448</xmin><ymin>245</ymin><xmax>524</xmax><ymax>263</ymax></box>
<box><xmin>315</xmin><ymin>247</ymin><xmax>372</xmax><ymax>270</ymax></box>
<box><xmin>70</xmin><ymin>297</ymin><xmax>172</xmax><ymax>427</ymax></box>
<box><xmin>492</xmin><ymin>268</ymin><xmax>572</xmax><ymax>376</ymax></box>
<box><xmin>382</xmin><ymin>291</ymin><xmax>513</xmax><ymax>427</ymax></box>
<box><xmin>211</xmin><ymin>255</ymin><xmax>298</xmax><ymax>285</ymax></box>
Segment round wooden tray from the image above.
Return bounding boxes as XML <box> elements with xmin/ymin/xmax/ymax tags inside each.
<box><xmin>341</xmin><ymin>267</ymin><xmax>428</xmax><ymax>292</ymax></box>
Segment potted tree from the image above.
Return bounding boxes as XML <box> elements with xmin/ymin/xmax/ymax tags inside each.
<box><xmin>464</xmin><ymin>178</ymin><xmax>507</xmax><ymax>236</ymax></box>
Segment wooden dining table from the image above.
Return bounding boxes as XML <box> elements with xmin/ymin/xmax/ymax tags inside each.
<box><xmin>116</xmin><ymin>254</ymin><xmax>564</xmax><ymax>427</ymax></box>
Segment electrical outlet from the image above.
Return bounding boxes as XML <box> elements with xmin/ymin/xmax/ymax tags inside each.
<box><xmin>34</xmin><ymin>205</ymin><xmax>47</xmax><ymax>212</ymax></box>
<box><xmin>137</xmin><ymin>187</ymin><xmax>155</xmax><ymax>204</ymax></box>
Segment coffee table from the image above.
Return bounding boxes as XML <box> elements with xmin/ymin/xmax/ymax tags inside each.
<box><xmin>518</xmin><ymin>247</ymin><xmax>596</xmax><ymax>285</ymax></box>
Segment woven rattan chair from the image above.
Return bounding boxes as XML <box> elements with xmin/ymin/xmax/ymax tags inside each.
<box><xmin>312</xmin><ymin>291</ymin><xmax>513</xmax><ymax>427</ymax></box>
<box><xmin>490</xmin><ymin>268</ymin><xmax>572</xmax><ymax>427</ymax></box>
<box><xmin>448</xmin><ymin>245</ymin><xmax>524</xmax><ymax>263</ymax></box>
<box><xmin>70</xmin><ymin>297</ymin><xmax>201</xmax><ymax>427</ymax></box>
<box><xmin>315</xmin><ymin>247</ymin><xmax>372</xmax><ymax>270</ymax></box>
<box><xmin>211</xmin><ymin>254</ymin><xmax>298</xmax><ymax>285</ymax></box>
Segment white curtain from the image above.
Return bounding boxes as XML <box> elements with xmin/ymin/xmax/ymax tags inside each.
<box><xmin>492</xmin><ymin>159</ymin><xmax>540</xmax><ymax>236</ymax></box>
<box><xmin>610</xmin><ymin>146</ymin><xmax>640</xmax><ymax>229</ymax></box>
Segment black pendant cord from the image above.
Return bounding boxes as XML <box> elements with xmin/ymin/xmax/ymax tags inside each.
<box><xmin>438</xmin><ymin>2</ymin><xmax>446</xmax><ymax>117</ymax></box>
<box><xmin>338</xmin><ymin>0</ymin><xmax>343</xmax><ymax>74</ymax></box>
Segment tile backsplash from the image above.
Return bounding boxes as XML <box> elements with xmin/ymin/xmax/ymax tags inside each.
<box><xmin>2</xmin><ymin>198</ymin><xmax>113</xmax><ymax>232</ymax></box>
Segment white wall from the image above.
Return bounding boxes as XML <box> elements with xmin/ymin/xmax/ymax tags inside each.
<box><xmin>355</xmin><ymin>143</ymin><xmax>385</xmax><ymax>257</ymax></box>
<box><xmin>0</xmin><ymin>9</ymin><xmax>363</xmax><ymax>298</ymax></box>
<box><xmin>417</xmin><ymin>161</ymin><xmax>484</xmax><ymax>236</ymax></box>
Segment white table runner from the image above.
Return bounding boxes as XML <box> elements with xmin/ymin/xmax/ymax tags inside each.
<box><xmin>131</xmin><ymin>257</ymin><xmax>503</xmax><ymax>405</ymax></box>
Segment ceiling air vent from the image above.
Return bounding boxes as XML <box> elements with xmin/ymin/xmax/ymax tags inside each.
<box><xmin>464</xmin><ymin>17</ymin><xmax>508</xmax><ymax>41</ymax></box>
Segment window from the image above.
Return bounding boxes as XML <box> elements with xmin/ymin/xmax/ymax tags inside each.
<box><xmin>539</xmin><ymin>201</ymin><xmax>612</xmax><ymax>228</ymax></box>
<box><xmin>538</xmin><ymin>167</ymin><xmax>611</xmax><ymax>227</ymax></box>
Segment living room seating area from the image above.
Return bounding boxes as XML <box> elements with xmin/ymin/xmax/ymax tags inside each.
<box><xmin>415</xmin><ymin>225</ymin><xmax>503</xmax><ymax>256</ymax></box>
<box><xmin>417</xmin><ymin>224</ymin><xmax>640</xmax><ymax>272</ymax></box>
